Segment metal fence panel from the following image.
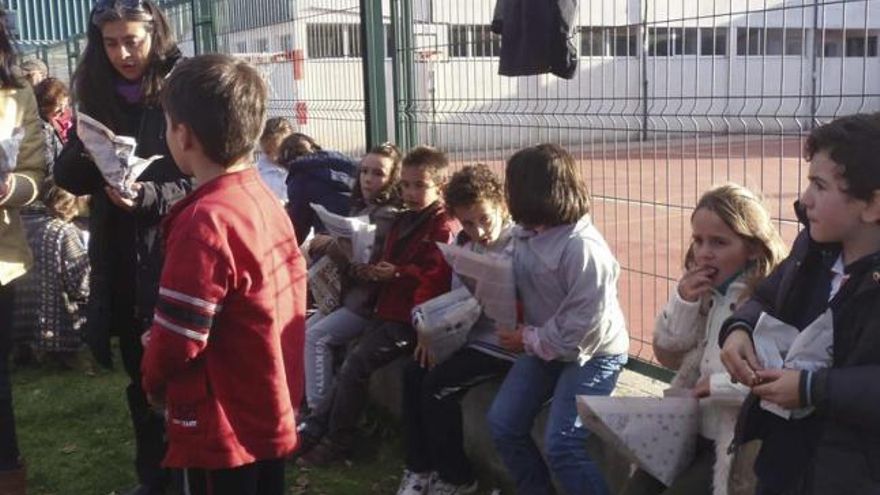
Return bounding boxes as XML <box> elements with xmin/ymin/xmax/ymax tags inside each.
<box><xmin>392</xmin><ymin>0</ymin><xmax>880</xmax><ymax>364</ymax></box>
<box><xmin>28</xmin><ymin>0</ymin><xmax>880</xmax><ymax>368</ymax></box>
<box><xmin>210</xmin><ymin>0</ymin><xmax>374</xmax><ymax>155</ymax></box>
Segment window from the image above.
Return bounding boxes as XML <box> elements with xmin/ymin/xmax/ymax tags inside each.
<box><xmin>449</xmin><ymin>25</ymin><xmax>500</xmax><ymax>58</ymax></box>
<box><xmin>737</xmin><ymin>28</ymin><xmax>802</xmax><ymax>56</ymax></box>
<box><xmin>648</xmin><ymin>27</ymin><xmax>698</xmax><ymax>56</ymax></box>
<box><xmin>846</xmin><ymin>35</ymin><xmax>879</xmax><ymax>57</ymax></box>
<box><xmin>470</xmin><ymin>26</ymin><xmax>499</xmax><ymax>56</ymax></box>
<box><xmin>255</xmin><ymin>38</ymin><xmax>269</xmax><ymax>53</ymax></box>
<box><xmin>581</xmin><ymin>27</ymin><xmax>605</xmax><ymax>57</ymax></box>
<box><xmin>580</xmin><ymin>26</ymin><xmax>638</xmax><ymax>57</ymax></box>
<box><xmin>307</xmin><ymin>24</ymin><xmax>345</xmax><ymax>58</ymax></box>
<box><xmin>611</xmin><ymin>26</ymin><xmax>639</xmax><ymax>56</ymax></box>
<box><xmin>235</xmin><ymin>40</ymin><xmax>247</xmax><ymax>53</ymax></box>
<box><xmin>347</xmin><ymin>24</ymin><xmax>362</xmax><ymax>57</ymax></box>
<box><xmin>700</xmin><ymin>27</ymin><xmax>727</xmax><ymax>55</ymax></box>
<box><xmin>820</xmin><ymin>30</ymin><xmax>879</xmax><ymax>57</ymax></box>
<box><xmin>279</xmin><ymin>34</ymin><xmax>293</xmax><ymax>52</ymax></box>
<box><xmin>450</xmin><ymin>25</ymin><xmax>469</xmax><ymax>57</ymax></box>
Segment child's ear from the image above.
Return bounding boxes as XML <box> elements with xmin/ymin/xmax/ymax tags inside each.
<box><xmin>861</xmin><ymin>190</ymin><xmax>880</xmax><ymax>225</ymax></box>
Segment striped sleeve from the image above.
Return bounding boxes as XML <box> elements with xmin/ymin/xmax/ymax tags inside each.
<box><xmin>142</xmin><ymin>234</ymin><xmax>230</xmax><ymax>395</ymax></box>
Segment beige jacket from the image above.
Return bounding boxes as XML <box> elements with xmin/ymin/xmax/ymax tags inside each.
<box><xmin>653</xmin><ymin>279</ymin><xmax>757</xmax><ymax>495</ymax></box>
<box><xmin>0</xmin><ymin>85</ymin><xmax>46</xmax><ymax>286</ymax></box>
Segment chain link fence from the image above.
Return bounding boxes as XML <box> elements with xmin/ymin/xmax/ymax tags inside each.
<box><xmin>33</xmin><ymin>0</ymin><xmax>880</xmax><ymax>369</ymax></box>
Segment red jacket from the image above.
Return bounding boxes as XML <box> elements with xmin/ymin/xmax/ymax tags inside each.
<box><xmin>141</xmin><ymin>168</ymin><xmax>306</xmax><ymax>469</ymax></box>
<box><xmin>374</xmin><ymin>201</ymin><xmax>458</xmax><ymax>323</ymax></box>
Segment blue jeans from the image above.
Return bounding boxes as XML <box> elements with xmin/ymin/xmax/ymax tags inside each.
<box><xmin>304</xmin><ymin>308</ymin><xmax>369</xmax><ymax>409</ymax></box>
<box><xmin>0</xmin><ymin>281</ymin><xmax>20</xmax><ymax>471</ymax></box>
<box><xmin>488</xmin><ymin>353</ymin><xmax>627</xmax><ymax>495</ymax></box>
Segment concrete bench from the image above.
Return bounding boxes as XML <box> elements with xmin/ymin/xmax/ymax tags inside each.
<box><xmin>368</xmin><ymin>358</ymin><xmax>668</xmax><ymax>493</ymax></box>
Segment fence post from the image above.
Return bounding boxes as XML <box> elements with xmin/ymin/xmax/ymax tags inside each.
<box><xmin>640</xmin><ymin>0</ymin><xmax>649</xmax><ymax>141</ymax></box>
<box><xmin>191</xmin><ymin>0</ymin><xmax>217</xmax><ymax>55</ymax></box>
<box><xmin>390</xmin><ymin>0</ymin><xmax>417</xmax><ymax>150</ymax></box>
<box><xmin>360</xmin><ymin>0</ymin><xmax>389</xmax><ymax>149</ymax></box>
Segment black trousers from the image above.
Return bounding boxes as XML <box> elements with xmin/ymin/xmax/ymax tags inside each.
<box><xmin>119</xmin><ymin>320</ymin><xmax>169</xmax><ymax>490</ymax></box>
<box><xmin>310</xmin><ymin>320</ymin><xmax>415</xmax><ymax>449</ymax></box>
<box><xmin>402</xmin><ymin>347</ymin><xmax>512</xmax><ymax>485</ymax></box>
<box><xmin>0</xmin><ymin>281</ymin><xmax>20</xmax><ymax>470</ymax></box>
<box><xmin>184</xmin><ymin>458</ymin><xmax>285</xmax><ymax>495</ymax></box>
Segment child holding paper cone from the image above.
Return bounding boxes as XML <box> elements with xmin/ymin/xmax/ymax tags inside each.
<box><xmin>623</xmin><ymin>184</ymin><xmax>786</xmax><ymax>495</ymax></box>
<box><xmin>396</xmin><ymin>163</ymin><xmax>517</xmax><ymax>495</ymax></box>
<box><xmin>303</xmin><ymin>142</ymin><xmax>403</xmax><ymax>410</ymax></box>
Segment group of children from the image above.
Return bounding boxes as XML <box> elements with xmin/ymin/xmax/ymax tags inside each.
<box><xmin>133</xmin><ymin>52</ymin><xmax>880</xmax><ymax>495</ymax></box>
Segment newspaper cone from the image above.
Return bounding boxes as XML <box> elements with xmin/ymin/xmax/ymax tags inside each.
<box><xmin>77</xmin><ymin>112</ymin><xmax>161</xmax><ymax>198</ymax></box>
<box><xmin>576</xmin><ymin>395</ymin><xmax>699</xmax><ymax>486</ymax></box>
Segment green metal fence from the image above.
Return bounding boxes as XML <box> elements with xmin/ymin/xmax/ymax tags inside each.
<box><xmin>29</xmin><ymin>0</ymin><xmax>880</xmax><ymax>379</ymax></box>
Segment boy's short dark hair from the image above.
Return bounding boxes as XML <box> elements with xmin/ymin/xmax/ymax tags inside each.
<box><xmin>444</xmin><ymin>163</ymin><xmax>506</xmax><ymax>213</ymax></box>
<box><xmin>505</xmin><ymin>143</ymin><xmax>590</xmax><ymax>227</ymax></box>
<box><xmin>805</xmin><ymin>113</ymin><xmax>880</xmax><ymax>202</ymax></box>
<box><xmin>402</xmin><ymin>146</ymin><xmax>448</xmax><ymax>182</ymax></box>
<box><xmin>161</xmin><ymin>54</ymin><xmax>267</xmax><ymax>167</ymax></box>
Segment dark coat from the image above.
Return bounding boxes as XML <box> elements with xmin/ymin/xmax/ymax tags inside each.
<box><xmin>491</xmin><ymin>0</ymin><xmax>578</xmax><ymax>79</ymax></box>
<box><xmin>54</xmin><ymin>80</ymin><xmax>191</xmax><ymax>367</ymax></box>
<box><xmin>284</xmin><ymin>150</ymin><xmax>358</xmax><ymax>244</ymax></box>
<box><xmin>720</xmin><ymin>205</ymin><xmax>880</xmax><ymax>495</ymax></box>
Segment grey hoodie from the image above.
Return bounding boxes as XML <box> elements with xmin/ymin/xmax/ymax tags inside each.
<box><xmin>513</xmin><ymin>215</ymin><xmax>629</xmax><ymax>364</ymax></box>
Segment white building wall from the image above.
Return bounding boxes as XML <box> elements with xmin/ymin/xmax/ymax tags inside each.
<box><xmin>215</xmin><ymin>0</ymin><xmax>880</xmax><ymax>153</ymax></box>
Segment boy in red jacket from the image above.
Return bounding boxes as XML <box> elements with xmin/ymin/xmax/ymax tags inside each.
<box><xmin>297</xmin><ymin>146</ymin><xmax>459</xmax><ymax>466</ymax></box>
<box><xmin>140</xmin><ymin>54</ymin><xmax>306</xmax><ymax>495</ymax></box>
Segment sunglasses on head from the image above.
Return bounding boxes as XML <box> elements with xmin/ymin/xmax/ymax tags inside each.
<box><xmin>91</xmin><ymin>0</ymin><xmax>153</xmax><ymax>25</ymax></box>
<box><xmin>93</xmin><ymin>0</ymin><xmax>144</xmax><ymax>11</ymax></box>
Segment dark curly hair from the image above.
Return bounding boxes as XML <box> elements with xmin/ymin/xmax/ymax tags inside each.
<box><xmin>805</xmin><ymin>113</ymin><xmax>880</xmax><ymax>202</ymax></box>
<box><xmin>444</xmin><ymin>163</ymin><xmax>506</xmax><ymax>213</ymax></box>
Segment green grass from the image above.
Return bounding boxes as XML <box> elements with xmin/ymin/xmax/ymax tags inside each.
<box><xmin>10</xmin><ymin>354</ymin><xmax>406</xmax><ymax>495</ymax></box>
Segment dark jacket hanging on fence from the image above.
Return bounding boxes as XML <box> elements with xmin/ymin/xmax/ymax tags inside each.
<box><xmin>491</xmin><ymin>0</ymin><xmax>578</xmax><ymax>79</ymax></box>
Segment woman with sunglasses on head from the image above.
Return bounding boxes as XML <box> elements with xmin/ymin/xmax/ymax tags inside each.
<box><xmin>53</xmin><ymin>1</ymin><xmax>190</xmax><ymax>494</ymax></box>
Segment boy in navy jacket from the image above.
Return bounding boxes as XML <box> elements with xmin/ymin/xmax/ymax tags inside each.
<box><xmin>720</xmin><ymin>113</ymin><xmax>880</xmax><ymax>495</ymax></box>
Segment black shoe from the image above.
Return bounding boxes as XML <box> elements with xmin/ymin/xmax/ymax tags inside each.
<box><xmin>121</xmin><ymin>484</ymin><xmax>164</xmax><ymax>495</ymax></box>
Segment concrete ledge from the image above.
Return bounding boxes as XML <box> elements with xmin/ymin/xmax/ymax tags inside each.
<box><xmin>369</xmin><ymin>358</ymin><xmax>667</xmax><ymax>493</ymax></box>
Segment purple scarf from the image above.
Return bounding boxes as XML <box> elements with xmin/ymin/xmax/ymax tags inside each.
<box><xmin>115</xmin><ymin>78</ymin><xmax>144</xmax><ymax>105</ymax></box>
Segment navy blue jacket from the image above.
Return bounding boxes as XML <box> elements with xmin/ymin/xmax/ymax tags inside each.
<box><xmin>284</xmin><ymin>150</ymin><xmax>357</xmax><ymax>244</ymax></box>
<box><xmin>720</xmin><ymin>204</ymin><xmax>880</xmax><ymax>495</ymax></box>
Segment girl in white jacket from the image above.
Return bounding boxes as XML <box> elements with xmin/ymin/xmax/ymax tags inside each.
<box><xmin>623</xmin><ymin>184</ymin><xmax>787</xmax><ymax>495</ymax></box>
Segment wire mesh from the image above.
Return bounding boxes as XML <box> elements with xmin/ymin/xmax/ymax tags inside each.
<box><xmin>208</xmin><ymin>0</ymin><xmax>371</xmax><ymax>155</ymax></box>
<box><xmin>391</xmin><ymin>0</ymin><xmax>880</xmax><ymax>364</ymax></box>
<box><xmin>32</xmin><ymin>0</ymin><xmax>880</xmax><ymax>367</ymax></box>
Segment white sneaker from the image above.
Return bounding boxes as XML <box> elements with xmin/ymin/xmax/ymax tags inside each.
<box><xmin>428</xmin><ymin>476</ymin><xmax>478</xmax><ymax>495</ymax></box>
<box><xmin>396</xmin><ymin>469</ymin><xmax>432</xmax><ymax>495</ymax></box>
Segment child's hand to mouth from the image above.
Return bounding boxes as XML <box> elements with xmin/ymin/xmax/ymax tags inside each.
<box><xmin>678</xmin><ymin>265</ymin><xmax>718</xmax><ymax>302</ymax></box>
